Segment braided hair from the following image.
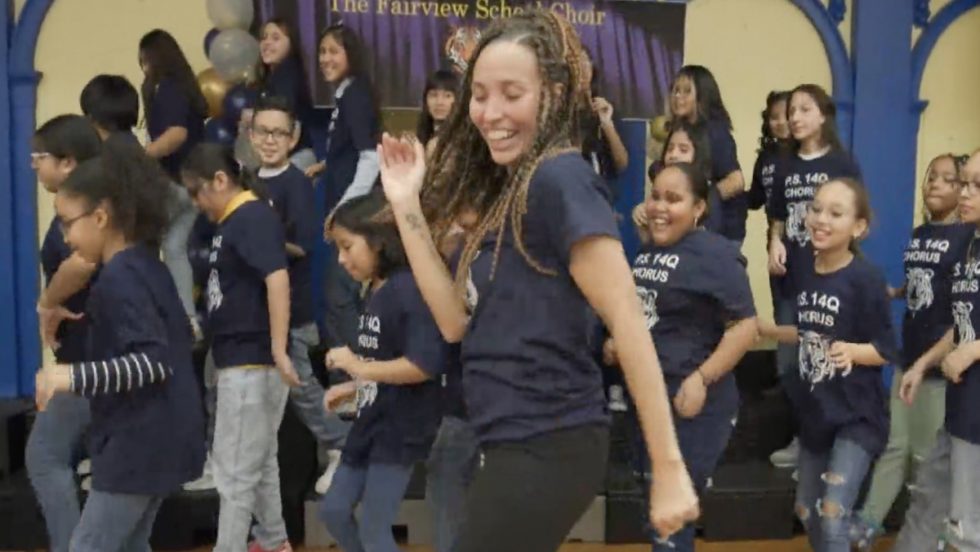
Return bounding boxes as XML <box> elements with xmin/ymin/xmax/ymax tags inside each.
<box><xmin>421</xmin><ymin>9</ymin><xmax>591</xmax><ymax>291</ymax></box>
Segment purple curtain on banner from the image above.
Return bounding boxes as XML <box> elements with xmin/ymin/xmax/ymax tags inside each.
<box><xmin>253</xmin><ymin>0</ymin><xmax>685</xmax><ymax>119</ymax></box>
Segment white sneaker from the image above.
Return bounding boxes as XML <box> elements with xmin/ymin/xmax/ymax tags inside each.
<box><xmin>80</xmin><ymin>475</ymin><xmax>92</xmax><ymax>492</ymax></box>
<box><xmin>770</xmin><ymin>437</ymin><xmax>800</xmax><ymax>468</ymax></box>
<box><xmin>183</xmin><ymin>455</ymin><xmax>216</xmax><ymax>491</ymax></box>
<box><xmin>314</xmin><ymin>450</ymin><xmax>343</xmax><ymax>495</ymax></box>
<box><xmin>76</xmin><ymin>458</ymin><xmax>92</xmax><ymax>476</ymax></box>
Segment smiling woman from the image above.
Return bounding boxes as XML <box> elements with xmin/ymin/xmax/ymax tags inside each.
<box><xmin>374</xmin><ymin>8</ymin><xmax>698</xmax><ymax>552</ymax></box>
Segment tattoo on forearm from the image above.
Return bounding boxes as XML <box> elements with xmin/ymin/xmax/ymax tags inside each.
<box><xmin>405</xmin><ymin>212</ymin><xmax>424</xmax><ymax>231</ymax></box>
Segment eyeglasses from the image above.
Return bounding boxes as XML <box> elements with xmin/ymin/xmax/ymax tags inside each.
<box><xmin>252</xmin><ymin>127</ymin><xmax>293</xmax><ymax>141</ymax></box>
<box><xmin>59</xmin><ymin>210</ymin><xmax>95</xmax><ymax>234</ymax></box>
<box><xmin>30</xmin><ymin>152</ymin><xmax>52</xmax><ymax>163</ymax></box>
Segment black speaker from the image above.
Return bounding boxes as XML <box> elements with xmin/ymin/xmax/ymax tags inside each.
<box><xmin>701</xmin><ymin>462</ymin><xmax>797</xmax><ymax>541</ymax></box>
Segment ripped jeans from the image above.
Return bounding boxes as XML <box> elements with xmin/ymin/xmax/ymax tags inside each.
<box><xmin>795</xmin><ymin>438</ymin><xmax>873</xmax><ymax>552</ymax></box>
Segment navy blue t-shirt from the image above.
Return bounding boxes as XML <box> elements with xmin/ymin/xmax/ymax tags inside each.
<box><xmin>258</xmin><ymin>58</ymin><xmax>313</xmax><ymax>150</ymax></box>
<box><xmin>771</xmin><ymin>149</ymin><xmax>862</xmax><ymax>298</ymax></box>
<box><xmin>901</xmin><ymin>223</ymin><xmax>973</xmax><ymax>373</ymax></box>
<box><xmin>790</xmin><ymin>256</ymin><xmax>899</xmax><ymax>456</ymax></box>
<box><xmin>631</xmin><ymin>230</ymin><xmax>756</xmax><ymax>415</ymax></box>
<box><xmin>206</xmin><ymin>194</ymin><xmax>288</xmax><ymax>367</ymax></box>
<box><xmin>40</xmin><ymin>217</ymin><xmax>91</xmax><ymax>363</ymax></box>
<box><xmin>461</xmin><ymin>152</ymin><xmax>618</xmax><ymax>444</ymax></box>
<box><xmin>704</xmin><ymin>119</ymin><xmax>746</xmax><ymax>242</ymax></box>
<box><xmin>187</xmin><ymin>213</ymin><xmax>216</xmax><ymax>315</ymax></box>
<box><xmin>343</xmin><ymin>270</ymin><xmax>446</xmax><ymax>466</ymax></box>
<box><xmin>83</xmin><ymin>245</ymin><xmax>205</xmax><ymax>494</ymax></box>
<box><xmin>260</xmin><ymin>165</ymin><xmax>318</xmax><ymax>327</ymax></box>
<box><xmin>324</xmin><ymin>77</ymin><xmax>379</xmax><ymax>213</ymax></box>
<box><xmin>146</xmin><ymin>78</ymin><xmax>205</xmax><ymax>180</ymax></box>
<box><xmin>945</xmin><ymin>242</ymin><xmax>980</xmax><ymax>445</ymax></box>
<box><xmin>747</xmin><ymin>148</ymin><xmax>781</xmax><ymax>215</ymax></box>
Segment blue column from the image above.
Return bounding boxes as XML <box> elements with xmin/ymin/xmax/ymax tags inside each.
<box><xmin>851</xmin><ymin>0</ymin><xmax>916</xmax><ymax>383</ymax></box>
<box><xmin>0</xmin><ymin>2</ymin><xmax>20</xmax><ymax>397</ymax></box>
<box><xmin>850</xmin><ymin>0</ymin><xmax>916</xmax><ymax>285</ymax></box>
<box><xmin>7</xmin><ymin>0</ymin><xmax>55</xmax><ymax>397</ymax></box>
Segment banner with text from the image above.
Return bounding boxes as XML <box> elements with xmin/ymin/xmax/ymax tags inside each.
<box><xmin>255</xmin><ymin>0</ymin><xmax>685</xmax><ymax>119</ymax></box>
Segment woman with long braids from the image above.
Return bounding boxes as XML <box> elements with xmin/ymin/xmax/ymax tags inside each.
<box><xmin>377</xmin><ymin>10</ymin><xmax>697</xmax><ymax>552</ymax></box>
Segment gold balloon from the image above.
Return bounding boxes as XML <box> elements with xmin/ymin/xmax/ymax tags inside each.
<box><xmin>197</xmin><ymin>67</ymin><xmax>230</xmax><ymax>119</ymax></box>
<box><xmin>650</xmin><ymin>115</ymin><xmax>670</xmax><ymax>143</ymax></box>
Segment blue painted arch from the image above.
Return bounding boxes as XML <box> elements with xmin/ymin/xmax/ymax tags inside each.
<box><xmin>788</xmin><ymin>0</ymin><xmax>854</xmax><ymax>147</ymax></box>
<box><xmin>911</xmin><ymin>0</ymin><xmax>980</xmax><ymax>102</ymax></box>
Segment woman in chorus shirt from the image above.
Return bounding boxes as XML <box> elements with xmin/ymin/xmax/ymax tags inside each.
<box><xmin>607</xmin><ymin>163</ymin><xmax>757</xmax><ymax>552</ymax></box>
<box><xmin>378</xmin><ymin>10</ymin><xmax>697</xmax><ymax>552</ymax></box>
<box><xmin>761</xmin><ymin>177</ymin><xmax>899</xmax><ymax>552</ymax></box>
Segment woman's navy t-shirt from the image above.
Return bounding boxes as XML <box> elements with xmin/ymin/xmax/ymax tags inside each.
<box><xmin>461</xmin><ymin>151</ymin><xmax>619</xmax><ymax>445</ymax></box>
<box><xmin>771</xmin><ymin>149</ymin><xmax>862</xmax><ymax>298</ymax></box>
<box><xmin>945</xmin><ymin>239</ymin><xmax>980</xmax><ymax>445</ymax></box>
<box><xmin>324</xmin><ymin>77</ymin><xmax>379</xmax><ymax>212</ymax></box>
<box><xmin>83</xmin><ymin>245</ymin><xmax>205</xmax><ymax>494</ymax></box>
<box><xmin>40</xmin><ymin>218</ymin><xmax>91</xmax><ymax>363</ymax></box>
<box><xmin>343</xmin><ymin>269</ymin><xmax>447</xmax><ymax>466</ymax></box>
<box><xmin>146</xmin><ymin>77</ymin><xmax>205</xmax><ymax>180</ymax></box>
<box><xmin>901</xmin><ymin>222</ymin><xmax>973</xmax><ymax>373</ymax></box>
<box><xmin>631</xmin><ymin>230</ymin><xmax>756</xmax><ymax>415</ymax></box>
<box><xmin>790</xmin><ymin>256</ymin><xmax>899</xmax><ymax>456</ymax></box>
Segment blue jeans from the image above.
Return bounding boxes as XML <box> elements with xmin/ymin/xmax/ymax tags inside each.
<box><xmin>796</xmin><ymin>438</ymin><xmax>873</xmax><ymax>552</ymax></box>
<box><xmin>70</xmin><ymin>491</ymin><xmax>163</xmax><ymax>552</ymax></box>
<box><xmin>288</xmin><ymin>323</ymin><xmax>349</xmax><ymax>448</ymax></box>
<box><xmin>319</xmin><ymin>462</ymin><xmax>414</xmax><ymax>552</ymax></box>
<box><xmin>163</xmin><ymin>182</ymin><xmax>197</xmax><ymax>318</ymax></box>
<box><xmin>25</xmin><ymin>392</ymin><xmax>91</xmax><ymax>552</ymax></box>
<box><xmin>894</xmin><ymin>430</ymin><xmax>980</xmax><ymax>552</ymax></box>
<box><xmin>323</xmin><ymin>243</ymin><xmax>363</xmax><ymax>349</ymax></box>
<box><xmin>212</xmin><ymin>367</ymin><xmax>290</xmax><ymax>552</ymax></box>
<box><xmin>426</xmin><ymin>416</ymin><xmax>480</xmax><ymax>552</ymax></box>
<box><xmin>630</xmin><ymin>406</ymin><xmax>735</xmax><ymax>552</ymax></box>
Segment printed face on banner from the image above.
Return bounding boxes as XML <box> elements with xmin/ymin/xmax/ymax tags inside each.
<box><xmin>252</xmin><ymin>0</ymin><xmax>686</xmax><ymax>119</ymax></box>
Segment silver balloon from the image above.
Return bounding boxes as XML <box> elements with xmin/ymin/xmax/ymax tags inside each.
<box><xmin>206</xmin><ymin>0</ymin><xmax>254</xmax><ymax>30</ymax></box>
<box><xmin>209</xmin><ymin>29</ymin><xmax>260</xmax><ymax>84</ymax></box>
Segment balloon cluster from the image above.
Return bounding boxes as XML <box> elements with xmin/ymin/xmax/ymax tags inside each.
<box><xmin>196</xmin><ymin>0</ymin><xmax>259</xmax><ymax>146</ymax></box>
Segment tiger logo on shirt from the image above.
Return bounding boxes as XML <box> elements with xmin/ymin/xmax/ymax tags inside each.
<box><xmin>798</xmin><ymin>331</ymin><xmax>839</xmax><ymax>387</ymax></box>
<box><xmin>906</xmin><ymin>267</ymin><xmax>935</xmax><ymax>314</ymax></box>
<box><xmin>637</xmin><ymin>288</ymin><xmax>659</xmax><ymax>329</ymax></box>
<box><xmin>356</xmin><ymin>380</ymin><xmax>378</xmax><ymax>415</ymax></box>
<box><xmin>787</xmin><ymin>203</ymin><xmax>811</xmax><ymax>247</ymax></box>
<box><xmin>206</xmin><ymin>269</ymin><xmax>223</xmax><ymax>313</ymax></box>
<box><xmin>953</xmin><ymin>301</ymin><xmax>976</xmax><ymax>344</ymax></box>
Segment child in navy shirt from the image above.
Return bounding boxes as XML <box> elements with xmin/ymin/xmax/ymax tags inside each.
<box><xmin>311</xmin><ymin>25</ymin><xmax>383</xmax><ymax>367</ymax></box>
<box><xmin>250</xmin><ymin>96</ymin><xmax>351</xmax><ymax>494</ymax></box>
<box><xmin>378</xmin><ymin>10</ymin><xmax>698</xmax><ymax>550</ymax></box>
<box><xmin>852</xmin><ymin>153</ymin><xmax>972</xmax><ymax>548</ymax></box>
<box><xmin>181</xmin><ymin>143</ymin><xmax>299</xmax><ymax>552</ymax></box>
<box><xmin>138</xmin><ymin>29</ymin><xmax>208</xmax><ymax>330</ymax></box>
<box><xmin>25</xmin><ymin>115</ymin><xmax>101</xmax><ymax>552</ymax></box>
<box><xmin>79</xmin><ymin>74</ymin><xmax>140</xmax><ymax>140</ymax></box>
<box><xmin>248</xmin><ymin>18</ymin><xmax>316</xmax><ymax>171</ymax></box>
<box><xmin>669</xmin><ymin>65</ymin><xmax>746</xmax><ymax>244</ymax></box>
<box><xmin>608</xmin><ymin>163</ymin><xmax>758</xmax><ymax>552</ymax></box>
<box><xmin>34</xmin><ymin>135</ymin><xmax>205</xmax><ymax>552</ymax></box>
<box><xmin>760</xmin><ymin>178</ymin><xmax>899</xmax><ymax>552</ymax></box>
<box><xmin>417</xmin><ymin>69</ymin><xmax>458</xmax><ymax>158</ymax></box>
<box><xmin>767</xmin><ymin>84</ymin><xmax>862</xmax><ymax>469</ymax></box>
<box><xmin>894</xmin><ymin>150</ymin><xmax>980</xmax><ymax>552</ymax></box>
<box><xmin>318</xmin><ymin>191</ymin><xmax>446</xmax><ymax>552</ymax></box>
